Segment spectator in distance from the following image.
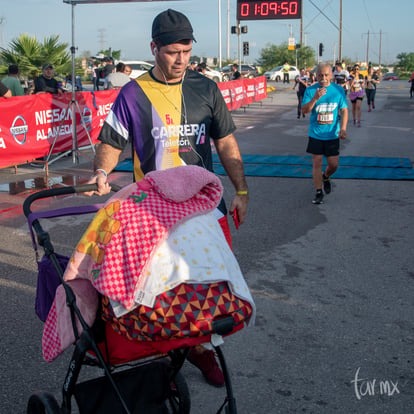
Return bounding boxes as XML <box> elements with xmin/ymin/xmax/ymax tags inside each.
<box><xmin>2</xmin><ymin>64</ymin><xmax>25</xmax><ymax>96</ymax></box>
<box><xmin>106</xmin><ymin>62</ymin><xmax>131</xmax><ymax>89</ymax></box>
<box><xmin>34</xmin><ymin>63</ymin><xmax>64</xmax><ymax>95</ymax></box>
<box><xmin>231</xmin><ymin>63</ymin><xmax>241</xmax><ymax>80</ymax></box>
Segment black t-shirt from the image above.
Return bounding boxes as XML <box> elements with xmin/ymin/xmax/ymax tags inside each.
<box><xmin>102</xmin><ymin>64</ymin><xmax>115</xmax><ymax>77</ymax></box>
<box><xmin>0</xmin><ymin>80</ymin><xmax>9</xmax><ymax>97</ymax></box>
<box><xmin>231</xmin><ymin>70</ymin><xmax>241</xmax><ymax>80</ymax></box>
<box><xmin>295</xmin><ymin>75</ymin><xmax>309</xmax><ymax>95</ymax></box>
<box><xmin>98</xmin><ymin>69</ymin><xmax>236</xmax><ymax>214</ymax></box>
<box><xmin>99</xmin><ymin>68</ymin><xmax>235</xmax><ymax>174</ymax></box>
<box><xmin>334</xmin><ymin>70</ymin><xmax>349</xmax><ymax>85</ymax></box>
<box><xmin>34</xmin><ymin>75</ymin><xmax>60</xmax><ymax>94</ymax></box>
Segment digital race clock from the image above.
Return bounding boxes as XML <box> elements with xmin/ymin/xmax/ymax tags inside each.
<box><xmin>237</xmin><ymin>0</ymin><xmax>302</xmax><ymax>20</ymax></box>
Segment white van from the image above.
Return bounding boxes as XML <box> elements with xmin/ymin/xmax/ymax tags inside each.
<box><xmin>121</xmin><ymin>61</ymin><xmax>154</xmax><ymax>79</ymax></box>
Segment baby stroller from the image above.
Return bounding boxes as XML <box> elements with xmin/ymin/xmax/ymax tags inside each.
<box><xmin>24</xmin><ymin>167</ymin><xmax>254</xmax><ymax>414</ymax></box>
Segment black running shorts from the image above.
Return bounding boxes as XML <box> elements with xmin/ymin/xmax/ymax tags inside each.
<box><xmin>306</xmin><ymin>137</ymin><xmax>340</xmax><ymax>157</ymax></box>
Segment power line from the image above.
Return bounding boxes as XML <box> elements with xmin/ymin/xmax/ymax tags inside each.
<box><xmin>362</xmin><ymin>30</ymin><xmax>384</xmax><ymax>66</ymax></box>
<box><xmin>362</xmin><ymin>0</ymin><xmax>375</xmax><ymax>33</ymax></box>
<box><xmin>305</xmin><ymin>0</ymin><xmax>334</xmax><ymax>30</ymax></box>
<box><xmin>308</xmin><ymin>0</ymin><xmax>339</xmax><ymax>30</ymax></box>
<box><xmin>98</xmin><ymin>28</ymin><xmax>105</xmax><ymax>52</ymax></box>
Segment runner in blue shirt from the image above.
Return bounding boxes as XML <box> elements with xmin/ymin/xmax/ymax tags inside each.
<box><xmin>302</xmin><ymin>62</ymin><xmax>348</xmax><ymax>204</ymax></box>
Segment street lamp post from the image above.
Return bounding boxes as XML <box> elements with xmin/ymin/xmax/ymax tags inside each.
<box><xmin>218</xmin><ymin>0</ymin><xmax>222</xmax><ymax>69</ymax></box>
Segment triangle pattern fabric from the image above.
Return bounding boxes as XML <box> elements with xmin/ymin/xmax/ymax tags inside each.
<box><xmin>102</xmin><ymin>282</ymin><xmax>253</xmax><ymax>342</ymax></box>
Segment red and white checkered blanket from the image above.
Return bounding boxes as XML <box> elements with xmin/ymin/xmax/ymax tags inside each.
<box><xmin>42</xmin><ymin>165</ymin><xmax>223</xmax><ymax>362</ymax></box>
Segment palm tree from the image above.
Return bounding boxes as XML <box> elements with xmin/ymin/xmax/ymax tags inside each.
<box><xmin>0</xmin><ymin>34</ymin><xmax>70</xmax><ymax>78</ymax></box>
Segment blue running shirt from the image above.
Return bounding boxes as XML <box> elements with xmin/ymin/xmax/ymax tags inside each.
<box><xmin>302</xmin><ymin>82</ymin><xmax>348</xmax><ymax>141</ymax></box>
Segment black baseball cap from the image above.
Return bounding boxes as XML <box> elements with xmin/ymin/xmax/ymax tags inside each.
<box><xmin>152</xmin><ymin>9</ymin><xmax>196</xmax><ymax>46</ymax></box>
<box><xmin>42</xmin><ymin>63</ymin><xmax>53</xmax><ymax>70</ymax></box>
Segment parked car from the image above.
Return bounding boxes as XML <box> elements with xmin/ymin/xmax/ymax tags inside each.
<box><xmin>204</xmin><ymin>66</ymin><xmax>223</xmax><ymax>83</ymax></box>
<box><xmin>383</xmin><ymin>72</ymin><xmax>400</xmax><ymax>81</ymax></box>
<box><xmin>220</xmin><ymin>64</ymin><xmax>259</xmax><ymax>81</ymax></box>
<box><xmin>121</xmin><ymin>60</ymin><xmax>154</xmax><ymax>79</ymax></box>
<box><xmin>264</xmin><ymin>65</ymin><xmax>300</xmax><ymax>82</ymax></box>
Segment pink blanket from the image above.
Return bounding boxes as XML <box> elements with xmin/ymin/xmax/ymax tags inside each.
<box><xmin>42</xmin><ymin>165</ymin><xmax>223</xmax><ymax>362</ymax></box>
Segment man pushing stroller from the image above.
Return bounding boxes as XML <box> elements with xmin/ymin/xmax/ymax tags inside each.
<box><xmin>86</xmin><ymin>9</ymin><xmax>249</xmax><ymax>387</ymax></box>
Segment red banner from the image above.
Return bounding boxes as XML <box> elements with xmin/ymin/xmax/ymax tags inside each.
<box><xmin>0</xmin><ymin>76</ymin><xmax>267</xmax><ymax>169</ymax></box>
<box><xmin>253</xmin><ymin>76</ymin><xmax>267</xmax><ymax>102</ymax></box>
<box><xmin>217</xmin><ymin>76</ymin><xmax>267</xmax><ymax>111</ymax></box>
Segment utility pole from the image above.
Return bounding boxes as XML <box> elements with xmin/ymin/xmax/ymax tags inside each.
<box><xmin>300</xmin><ymin>1</ymin><xmax>303</xmax><ymax>45</ymax></box>
<box><xmin>227</xmin><ymin>0</ymin><xmax>230</xmax><ymax>60</ymax></box>
<box><xmin>237</xmin><ymin>20</ymin><xmax>241</xmax><ymax>68</ymax></box>
<box><xmin>362</xmin><ymin>30</ymin><xmax>382</xmax><ymax>66</ymax></box>
<box><xmin>218</xmin><ymin>0</ymin><xmax>222</xmax><ymax>69</ymax></box>
<box><xmin>339</xmin><ymin>0</ymin><xmax>342</xmax><ymax>61</ymax></box>
<box><xmin>98</xmin><ymin>28</ymin><xmax>105</xmax><ymax>53</ymax></box>
<box><xmin>0</xmin><ymin>17</ymin><xmax>5</xmax><ymax>49</ymax></box>
<box><xmin>379</xmin><ymin>29</ymin><xmax>382</xmax><ymax>68</ymax></box>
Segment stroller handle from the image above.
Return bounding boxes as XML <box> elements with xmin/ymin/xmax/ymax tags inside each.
<box><xmin>23</xmin><ymin>183</ymin><xmax>122</xmax><ymax>218</ymax></box>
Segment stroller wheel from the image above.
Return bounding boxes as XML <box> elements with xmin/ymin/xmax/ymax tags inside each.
<box><xmin>166</xmin><ymin>371</ymin><xmax>191</xmax><ymax>414</ymax></box>
<box><xmin>27</xmin><ymin>391</ymin><xmax>60</xmax><ymax>414</ymax></box>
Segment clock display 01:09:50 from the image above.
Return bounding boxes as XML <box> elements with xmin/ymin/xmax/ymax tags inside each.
<box><xmin>237</xmin><ymin>0</ymin><xmax>302</xmax><ymax>20</ymax></box>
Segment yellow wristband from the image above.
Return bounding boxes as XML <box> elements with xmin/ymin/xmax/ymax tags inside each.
<box><xmin>236</xmin><ymin>190</ymin><xmax>248</xmax><ymax>196</ymax></box>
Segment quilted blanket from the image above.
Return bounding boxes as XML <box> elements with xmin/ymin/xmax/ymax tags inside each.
<box><xmin>43</xmin><ymin>166</ymin><xmax>222</xmax><ymax>361</ymax></box>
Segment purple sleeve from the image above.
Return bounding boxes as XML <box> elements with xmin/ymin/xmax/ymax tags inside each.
<box><xmin>0</xmin><ymin>81</ymin><xmax>9</xmax><ymax>97</ymax></box>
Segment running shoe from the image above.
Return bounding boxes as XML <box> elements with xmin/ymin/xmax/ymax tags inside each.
<box><xmin>312</xmin><ymin>191</ymin><xmax>324</xmax><ymax>204</ymax></box>
<box><xmin>323</xmin><ymin>174</ymin><xmax>331</xmax><ymax>194</ymax></box>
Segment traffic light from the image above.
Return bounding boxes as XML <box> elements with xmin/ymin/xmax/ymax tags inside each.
<box><xmin>231</xmin><ymin>26</ymin><xmax>239</xmax><ymax>34</ymax></box>
<box><xmin>319</xmin><ymin>43</ymin><xmax>324</xmax><ymax>57</ymax></box>
<box><xmin>243</xmin><ymin>41</ymin><xmax>249</xmax><ymax>56</ymax></box>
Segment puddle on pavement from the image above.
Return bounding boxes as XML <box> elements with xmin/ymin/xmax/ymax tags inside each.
<box><xmin>0</xmin><ymin>175</ymin><xmax>93</xmax><ymax>222</ymax></box>
<box><xmin>0</xmin><ymin>175</ymin><xmax>89</xmax><ymax>196</ymax></box>
<box><xmin>0</xmin><ymin>172</ymin><xmax>130</xmax><ymax>222</ymax></box>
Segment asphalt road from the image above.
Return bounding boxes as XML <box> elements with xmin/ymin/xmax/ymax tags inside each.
<box><xmin>0</xmin><ymin>80</ymin><xmax>413</xmax><ymax>413</ymax></box>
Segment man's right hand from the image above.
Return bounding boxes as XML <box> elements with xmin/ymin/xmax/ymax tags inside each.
<box><xmin>84</xmin><ymin>173</ymin><xmax>112</xmax><ymax>196</ymax></box>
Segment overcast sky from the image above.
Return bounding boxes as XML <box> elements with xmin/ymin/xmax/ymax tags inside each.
<box><xmin>0</xmin><ymin>0</ymin><xmax>411</xmax><ymax>65</ymax></box>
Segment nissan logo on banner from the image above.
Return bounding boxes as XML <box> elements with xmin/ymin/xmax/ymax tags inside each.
<box><xmin>10</xmin><ymin>115</ymin><xmax>29</xmax><ymax>145</ymax></box>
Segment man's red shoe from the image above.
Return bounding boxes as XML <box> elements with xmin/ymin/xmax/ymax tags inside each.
<box><xmin>187</xmin><ymin>348</ymin><xmax>225</xmax><ymax>387</ymax></box>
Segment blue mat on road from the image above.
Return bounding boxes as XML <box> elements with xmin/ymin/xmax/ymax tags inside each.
<box><xmin>114</xmin><ymin>155</ymin><xmax>414</xmax><ymax>180</ymax></box>
<box><xmin>212</xmin><ymin>154</ymin><xmax>412</xmax><ymax>169</ymax></box>
<box><xmin>213</xmin><ymin>163</ymin><xmax>414</xmax><ymax>180</ymax></box>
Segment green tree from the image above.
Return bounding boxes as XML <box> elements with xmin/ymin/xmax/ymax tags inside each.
<box><xmin>0</xmin><ymin>34</ymin><xmax>70</xmax><ymax>78</ymax></box>
<box><xmin>295</xmin><ymin>45</ymin><xmax>316</xmax><ymax>70</ymax></box>
<box><xmin>395</xmin><ymin>52</ymin><xmax>414</xmax><ymax>74</ymax></box>
<box><xmin>98</xmin><ymin>49</ymin><xmax>121</xmax><ymax>61</ymax></box>
<box><xmin>256</xmin><ymin>43</ymin><xmax>316</xmax><ymax>72</ymax></box>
